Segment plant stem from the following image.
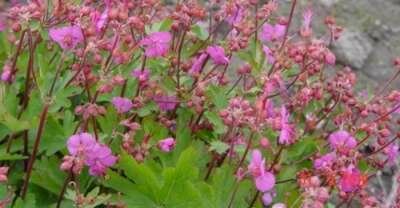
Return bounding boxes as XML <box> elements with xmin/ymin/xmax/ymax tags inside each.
<box><xmin>235</xmin><ymin>132</ymin><xmax>254</xmax><ymax>175</ymax></box>
<box><xmin>176</xmin><ymin>31</ymin><xmax>186</xmax><ymax>91</ymax></box>
<box><xmin>227</xmin><ymin>182</ymin><xmax>240</xmax><ymax>208</ymax></box>
<box><xmin>280</xmin><ymin>0</ymin><xmax>297</xmax><ymax>49</ymax></box>
<box><xmin>248</xmin><ymin>191</ymin><xmax>260</xmax><ymax>208</ymax></box>
<box><xmin>226</xmin><ymin>75</ymin><xmax>243</xmax><ymax>95</ymax></box>
<box><xmin>48</xmin><ymin>52</ymin><xmax>65</xmax><ymax>96</ymax></box>
<box><xmin>269</xmin><ymin>146</ymin><xmax>283</xmax><ymax>171</ymax></box>
<box><xmin>21</xmin><ymin>103</ymin><xmax>49</xmax><ymax>198</ymax></box>
<box><xmin>10</xmin><ymin>30</ymin><xmax>27</xmax><ymax>73</ymax></box>
<box><xmin>56</xmin><ymin>171</ymin><xmax>72</xmax><ymax>208</ymax></box>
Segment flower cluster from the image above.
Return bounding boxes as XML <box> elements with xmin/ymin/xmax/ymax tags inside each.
<box><xmin>61</xmin><ymin>133</ymin><xmax>117</xmax><ymax>176</ymax></box>
<box><xmin>1</xmin><ymin>0</ymin><xmax>400</xmax><ymax>207</ymax></box>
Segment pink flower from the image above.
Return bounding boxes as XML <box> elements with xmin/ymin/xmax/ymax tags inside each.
<box><xmin>131</xmin><ymin>68</ymin><xmax>150</xmax><ymax>82</ymax></box>
<box><xmin>189</xmin><ymin>53</ymin><xmax>208</xmax><ymax>74</ymax></box>
<box><xmin>158</xmin><ymin>137</ymin><xmax>176</xmax><ymax>152</ymax></box>
<box><xmin>1</xmin><ymin>65</ymin><xmax>13</xmax><ymax>83</ymax></box>
<box><xmin>384</xmin><ymin>144</ymin><xmax>399</xmax><ymax>165</ymax></box>
<box><xmin>94</xmin><ymin>8</ymin><xmax>109</xmax><ymax>32</ymax></box>
<box><xmin>339</xmin><ymin>165</ymin><xmax>363</xmax><ymax>192</ymax></box>
<box><xmin>272</xmin><ymin>203</ymin><xmax>287</xmax><ymax>208</ymax></box>
<box><xmin>263</xmin><ymin>45</ymin><xmax>275</xmax><ymax>64</ymax></box>
<box><xmin>0</xmin><ymin>166</ymin><xmax>9</xmax><ymax>182</ymax></box>
<box><xmin>279</xmin><ymin>106</ymin><xmax>296</xmax><ymax>145</ymax></box>
<box><xmin>112</xmin><ymin>97</ymin><xmax>133</xmax><ymax>113</ymax></box>
<box><xmin>324</xmin><ymin>50</ymin><xmax>336</xmax><ymax>65</ymax></box>
<box><xmin>153</xmin><ymin>95</ymin><xmax>178</xmax><ymax>111</ymax></box>
<box><xmin>328</xmin><ymin>130</ymin><xmax>357</xmax><ymax>151</ymax></box>
<box><xmin>313</xmin><ymin>152</ymin><xmax>336</xmax><ymax>170</ymax></box>
<box><xmin>248</xmin><ymin>150</ymin><xmax>276</xmax><ymax>192</ymax></box>
<box><xmin>140</xmin><ymin>32</ymin><xmax>172</xmax><ymax>57</ymax></box>
<box><xmin>206</xmin><ymin>45</ymin><xmax>229</xmax><ymax>65</ymax></box>
<box><xmin>0</xmin><ymin>15</ymin><xmax>6</xmax><ymax>32</ymax></box>
<box><xmin>226</xmin><ymin>4</ymin><xmax>244</xmax><ymax>25</ymax></box>
<box><xmin>261</xmin><ymin>23</ymin><xmax>286</xmax><ymax>42</ymax></box>
<box><xmin>85</xmin><ymin>144</ymin><xmax>117</xmax><ymax>176</ymax></box>
<box><xmin>49</xmin><ymin>25</ymin><xmax>84</xmax><ymax>50</ymax></box>
<box><xmin>66</xmin><ymin>132</ymin><xmax>117</xmax><ymax>176</ymax></box>
<box><xmin>67</xmin><ymin>133</ymin><xmax>97</xmax><ymax>156</ymax></box>
<box><xmin>262</xmin><ymin>192</ymin><xmax>273</xmax><ymax>206</ymax></box>
<box><xmin>300</xmin><ymin>8</ymin><xmax>313</xmax><ymax>37</ymax></box>
<box><xmin>302</xmin><ymin>8</ymin><xmax>313</xmax><ymax>29</ymax></box>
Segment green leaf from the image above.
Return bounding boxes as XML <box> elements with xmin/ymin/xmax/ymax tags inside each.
<box><xmin>209</xmin><ymin>141</ymin><xmax>229</xmax><ymax>154</ymax></box>
<box><xmin>0</xmin><ymin>152</ymin><xmax>27</xmax><ymax>161</ymax></box>
<box><xmin>97</xmin><ymin>106</ymin><xmax>119</xmax><ymax>136</ymax></box>
<box><xmin>30</xmin><ymin>157</ymin><xmax>67</xmax><ymax>195</ymax></box>
<box><xmin>206</xmin><ymin>85</ymin><xmax>228</xmax><ymax>110</ymax></box>
<box><xmin>50</xmin><ymin>86</ymin><xmax>82</xmax><ymax>112</ymax></box>
<box><xmin>191</xmin><ymin>24</ymin><xmax>209</xmax><ymax>41</ymax></box>
<box><xmin>210</xmin><ymin>165</ymin><xmax>253</xmax><ymax>207</ymax></box>
<box><xmin>285</xmin><ymin>136</ymin><xmax>318</xmax><ymax>163</ymax></box>
<box><xmin>118</xmin><ymin>151</ymin><xmax>161</xmax><ymax>202</ymax></box>
<box><xmin>204</xmin><ymin>111</ymin><xmax>227</xmax><ymax>134</ymax></box>
<box><xmin>137</xmin><ymin>102</ymin><xmax>158</xmax><ymax>117</ymax></box>
<box><xmin>14</xmin><ymin>193</ymin><xmax>37</xmax><ymax>208</ymax></box>
<box><xmin>103</xmin><ymin>170</ymin><xmax>158</xmax><ymax>208</ymax></box>
<box><xmin>0</xmin><ymin>110</ymin><xmax>30</xmax><ymax>132</ymax></box>
<box><xmin>149</xmin><ymin>18</ymin><xmax>173</xmax><ymax>32</ymax></box>
<box><xmin>40</xmin><ymin>115</ymin><xmax>66</xmax><ymax>155</ymax></box>
<box><xmin>160</xmin><ymin>147</ymin><xmax>203</xmax><ymax>207</ymax></box>
<box><xmin>171</xmin><ymin>108</ymin><xmax>194</xmax><ymax>162</ymax></box>
<box><xmin>142</xmin><ymin>116</ymin><xmax>169</xmax><ymax>141</ymax></box>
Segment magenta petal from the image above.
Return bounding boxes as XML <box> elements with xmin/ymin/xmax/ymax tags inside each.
<box><xmin>255</xmin><ymin>172</ymin><xmax>275</xmax><ymax>192</ymax></box>
<box><xmin>96</xmin><ymin>8</ymin><xmax>109</xmax><ymax>32</ymax></box>
<box><xmin>140</xmin><ymin>32</ymin><xmax>171</xmax><ymax>58</ymax></box>
<box><xmin>49</xmin><ymin>25</ymin><xmax>83</xmax><ymax>50</ymax></box>
<box><xmin>263</xmin><ymin>45</ymin><xmax>275</xmax><ymax>64</ymax></box>
<box><xmin>206</xmin><ymin>45</ymin><xmax>229</xmax><ymax>65</ymax></box>
<box><xmin>262</xmin><ymin>192</ymin><xmax>273</xmax><ymax>206</ymax></box>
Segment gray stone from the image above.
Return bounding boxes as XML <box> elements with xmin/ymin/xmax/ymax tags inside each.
<box><xmin>361</xmin><ymin>36</ymin><xmax>400</xmax><ymax>89</ymax></box>
<box><xmin>332</xmin><ymin>30</ymin><xmax>374</xmax><ymax>70</ymax></box>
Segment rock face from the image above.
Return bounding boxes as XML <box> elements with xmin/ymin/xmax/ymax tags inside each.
<box><xmin>280</xmin><ymin>0</ymin><xmax>400</xmax><ymax>88</ymax></box>
<box><xmin>332</xmin><ymin>30</ymin><xmax>373</xmax><ymax>70</ymax></box>
<box><xmin>322</xmin><ymin>0</ymin><xmax>400</xmax><ymax>88</ymax></box>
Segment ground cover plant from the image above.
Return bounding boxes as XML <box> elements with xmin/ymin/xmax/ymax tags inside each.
<box><xmin>1</xmin><ymin>0</ymin><xmax>400</xmax><ymax>207</ymax></box>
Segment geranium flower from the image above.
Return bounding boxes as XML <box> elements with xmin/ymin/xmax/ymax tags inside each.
<box><xmin>85</xmin><ymin>144</ymin><xmax>117</xmax><ymax>176</ymax></box>
<box><xmin>67</xmin><ymin>133</ymin><xmax>97</xmax><ymax>156</ymax></box>
<box><xmin>300</xmin><ymin>8</ymin><xmax>313</xmax><ymax>37</ymax></box>
<box><xmin>49</xmin><ymin>25</ymin><xmax>84</xmax><ymax>50</ymax></box>
<box><xmin>263</xmin><ymin>45</ymin><xmax>275</xmax><ymax>64</ymax></box>
<box><xmin>207</xmin><ymin>45</ymin><xmax>229</xmax><ymax>65</ymax></box>
<box><xmin>248</xmin><ymin>150</ymin><xmax>275</xmax><ymax>192</ymax></box>
<box><xmin>278</xmin><ymin>106</ymin><xmax>296</xmax><ymax>145</ymax></box>
<box><xmin>140</xmin><ymin>32</ymin><xmax>172</xmax><ymax>57</ymax></box>
<box><xmin>158</xmin><ymin>137</ymin><xmax>176</xmax><ymax>152</ymax></box>
<box><xmin>153</xmin><ymin>95</ymin><xmax>178</xmax><ymax>111</ymax></box>
<box><xmin>261</xmin><ymin>23</ymin><xmax>286</xmax><ymax>42</ymax></box>
<box><xmin>0</xmin><ymin>166</ymin><xmax>9</xmax><ymax>182</ymax></box>
<box><xmin>112</xmin><ymin>97</ymin><xmax>133</xmax><ymax>113</ymax></box>
<box><xmin>384</xmin><ymin>144</ymin><xmax>399</xmax><ymax>165</ymax></box>
<box><xmin>328</xmin><ymin>130</ymin><xmax>357</xmax><ymax>151</ymax></box>
<box><xmin>339</xmin><ymin>165</ymin><xmax>365</xmax><ymax>192</ymax></box>
<box><xmin>226</xmin><ymin>4</ymin><xmax>244</xmax><ymax>25</ymax></box>
<box><xmin>189</xmin><ymin>53</ymin><xmax>208</xmax><ymax>74</ymax></box>
<box><xmin>313</xmin><ymin>152</ymin><xmax>336</xmax><ymax>170</ymax></box>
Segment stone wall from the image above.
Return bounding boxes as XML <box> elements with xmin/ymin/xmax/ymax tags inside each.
<box><xmin>303</xmin><ymin>0</ymin><xmax>400</xmax><ymax>89</ymax></box>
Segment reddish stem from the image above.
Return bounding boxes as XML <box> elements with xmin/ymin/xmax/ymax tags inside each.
<box><xmin>21</xmin><ymin>103</ymin><xmax>50</xmax><ymax>198</ymax></box>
